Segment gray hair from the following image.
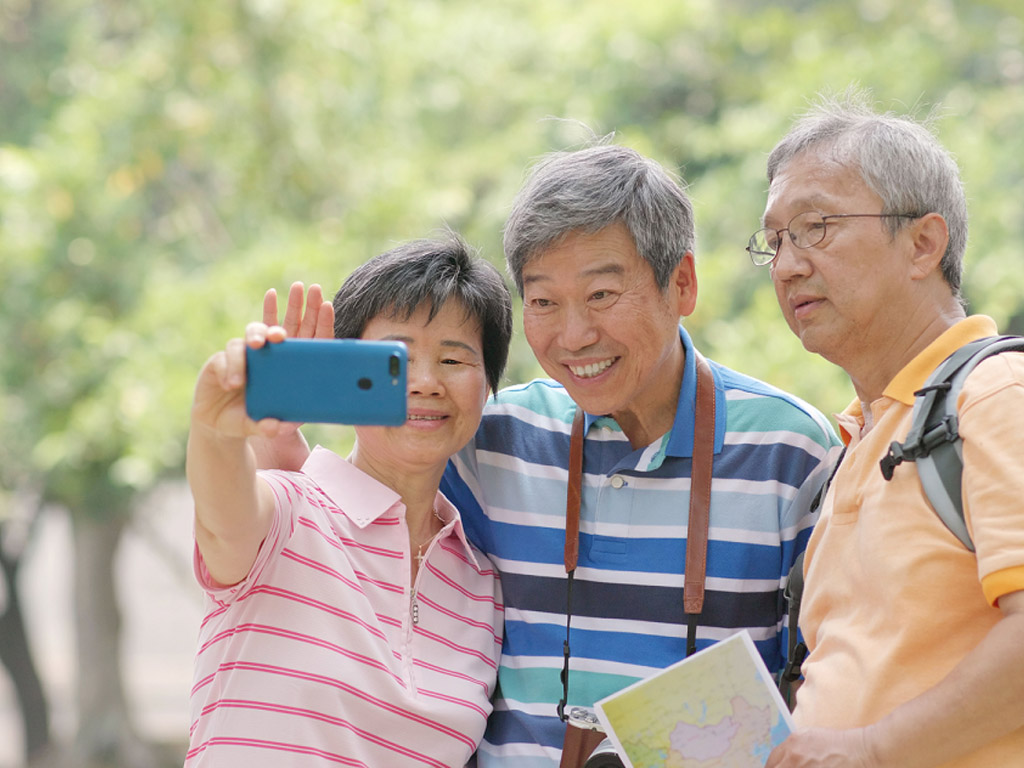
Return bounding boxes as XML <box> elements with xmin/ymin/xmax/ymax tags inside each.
<box><xmin>503</xmin><ymin>143</ymin><xmax>696</xmax><ymax>295</ymax></box>
<box><xmin>766</xmin><ymin>89</ymin><xmax>968</xmax><ymax>299</ymax></box>
<box><xmin>332</xmin><ymin>231</ymin><xmax>513</xmax><ymax>393</ymax></box>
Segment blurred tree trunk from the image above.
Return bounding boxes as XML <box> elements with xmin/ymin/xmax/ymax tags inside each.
<box><xmin>68</xmin><ymin>512</ymin><xmax>158</xmax><ymax>768</ymax></box>
<box><xmin>0</xmin><ymin>517</ymin><xmax>51</xmax><ymax>762</ymax></box>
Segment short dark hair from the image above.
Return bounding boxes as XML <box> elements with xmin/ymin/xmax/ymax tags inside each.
<box><xmin>503</xmin><ymin>143</ymin><xmax>696</xmax><ymax>295</ymax></box>
<box><xmin>332</xmin><ymin>232</ymin><xmax>513</xmax><ymax>393</ymax></box>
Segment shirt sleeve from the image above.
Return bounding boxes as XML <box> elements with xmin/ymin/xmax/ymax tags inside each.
<box><xmin>959</xmin><ymin>353</ymin><xmax>1024</xmax><ymax>603</ymax></box>
<box><xmin>192</xmin><ymin>469</ymin><xmax>296</xmax><ymax>602</ymax></box>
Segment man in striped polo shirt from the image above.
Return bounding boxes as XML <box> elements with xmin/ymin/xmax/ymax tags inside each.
<box><xmin>439</xmin><ymin>143</ymin><xmax>841</xmax><ymax>766</ymax></box>
<box><xmin>258</xmin><ymin>144</ymin><xmax>841</xmax><ymax>766</ymax></box>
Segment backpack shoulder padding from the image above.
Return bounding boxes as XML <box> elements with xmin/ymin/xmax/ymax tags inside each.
<box><xmin>881</xmin><ymin>335</ymin><xmax>1024</xmax><ymax>551</ymax></box>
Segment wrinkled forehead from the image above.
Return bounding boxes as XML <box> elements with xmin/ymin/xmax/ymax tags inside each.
<box><xmin>520</xmin><ymin>222</ymin><xmax>646</xmax><ymax>285</ymax></box>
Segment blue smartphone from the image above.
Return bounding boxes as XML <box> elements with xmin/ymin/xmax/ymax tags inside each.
<box><xmin>245</xmin><ymin>339</ymin><xmax>407</xmax><ymax>425</ymax></box>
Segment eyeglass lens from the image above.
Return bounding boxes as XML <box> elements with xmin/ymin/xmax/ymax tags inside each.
<box><xmin>748</xmin><ymin>212</ymin><xmax>829</xmax><ymax>265</ymax></box>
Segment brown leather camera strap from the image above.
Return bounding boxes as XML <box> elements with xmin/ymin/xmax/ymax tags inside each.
<box><xmin>564</xmin><ymin>406</ymin><xmax>586</xmax><ymax>572</ymax></box>
<box><xmin>563</xmin><ymin>353</ymin><xmax>715</xmax><ymax>594</ymax></box>
<box><xmin>558</xmin><ymin>351</ymin><xmax>717</xmax><ymax>726</ymax></box>
<box><xmin>684</xmin><ymin>352</ymin><xmax>715</xmax><ymax>617</ymax></box>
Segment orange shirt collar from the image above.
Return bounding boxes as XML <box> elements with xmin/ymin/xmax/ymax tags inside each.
<box><xmin>837</xmin><ymin>315</ymin><xmax>998</xmax><ymax>444</ymax></box>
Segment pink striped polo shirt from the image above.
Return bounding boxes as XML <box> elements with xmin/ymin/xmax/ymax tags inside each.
<box><xmin>187</xmin><ymin>445</ymin><xmax>504</xmax><ymax>767</ymax></box>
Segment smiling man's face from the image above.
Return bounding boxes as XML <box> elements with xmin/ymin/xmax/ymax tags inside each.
<box><xmin>521</xmin><ymin>221</ymin><xmax>694</xmax><ymax>443</ymax></box>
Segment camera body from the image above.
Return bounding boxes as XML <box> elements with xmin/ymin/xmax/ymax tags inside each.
<box><xmin>562</xmin><ymin>707</ymin><xmax>624</xmax><ymax>768</ymax></box>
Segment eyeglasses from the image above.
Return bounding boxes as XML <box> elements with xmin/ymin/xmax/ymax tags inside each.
<box><xmin>747</xmin><ymin>212</ymin><xmax>922</xmax><ymax>266</ymax></box>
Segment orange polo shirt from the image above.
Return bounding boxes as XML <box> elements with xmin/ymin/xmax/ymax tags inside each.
<box><xmin>794</xmin><ymin>316</ymin><xmax>1024</xmax><ymax>766</ymax></box>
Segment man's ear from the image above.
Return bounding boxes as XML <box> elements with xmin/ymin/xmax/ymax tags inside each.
<box><xmin>909</xmin><ymin>213</ymin><xmax>949</xmax><ymax>281</ymax></box>
<box><xmin>673</xmin><ymin>252</ymin><xmax>698</xmax><ymax>317</ymax></box>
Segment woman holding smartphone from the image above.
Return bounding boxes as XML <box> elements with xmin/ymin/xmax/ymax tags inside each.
<box><xmin>185</xmin><ymin>234</ymin><xmax>512</xmax><ymax>767</ymax></box>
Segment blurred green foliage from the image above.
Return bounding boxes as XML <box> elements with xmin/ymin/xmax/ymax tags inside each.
<box><xmin>2</xmin><ymin>0</ymin><xmax>1023</xmax><ymax>521</ymax></box>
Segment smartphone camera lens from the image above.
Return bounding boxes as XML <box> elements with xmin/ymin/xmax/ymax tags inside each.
<box><xmin>389</xmin><ymin>353</ymin><xmax>401</xmax><ymax>377</ymax></box>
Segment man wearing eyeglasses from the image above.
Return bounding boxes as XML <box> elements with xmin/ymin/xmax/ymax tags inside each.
<box><xmin>758</xmin><ymin>91</ymin><xmax>1024</xmax><ymax>768</ymax></box>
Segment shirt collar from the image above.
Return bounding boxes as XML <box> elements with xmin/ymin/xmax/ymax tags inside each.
<box><xmin>835</xmin><ymin>404</ymin><xmax>864</xmax><ymax>446</ymax></box>
<box><xmin>881</xmin><ymin>315</ymin><xmax>998</xmax><ymax>405</ymax></box>
<box><xmin>303</xmin><ymin>445</ymin><xmax>402</xmax><ymax>526</ymax></box>
<box><xmin>301</xmin><ymin>445</ymin><xmax>483</xmax><ymax>567</ymax></box>
<box><xmin>837</xmin><ymin>315</ymin><xmax>998</xmax><ymax>443</ymax></box>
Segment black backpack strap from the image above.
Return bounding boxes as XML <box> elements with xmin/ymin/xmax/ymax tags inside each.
<box><xmin>778</xmin><ymin>444</ymin><xmax>845</xmax><ymax>708</ymax></box>
<box><xmin>778</xmin><ymin>549</ymin><xmax>807</xmax><ymax>710</ymax></box>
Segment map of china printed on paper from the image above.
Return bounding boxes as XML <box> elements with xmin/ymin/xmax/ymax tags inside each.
<box><xmin>595</xmin><ymin>630</ymin><xmax>793</xmax><ymax>768</ymax></box>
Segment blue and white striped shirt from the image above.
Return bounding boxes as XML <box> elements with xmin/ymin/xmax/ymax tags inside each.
<box><xmin>442</xmin><ymin>327</ymin><xmax>840</xmax><ymax>767</ymax></box>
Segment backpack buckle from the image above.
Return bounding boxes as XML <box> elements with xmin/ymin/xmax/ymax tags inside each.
<box><xmin>779</xmin><ymin>642</ymin><xmax>808</xmax><ymax>684</ymax></box>
<box><xmin>879</xmin><ymin>441</ymin><xmax>906</xmax><ymax>480</ymax></box>
<box><xmin>880</xmin><ymin>415</ymin><xmax>959</xmax><ymax>481</ymax></box>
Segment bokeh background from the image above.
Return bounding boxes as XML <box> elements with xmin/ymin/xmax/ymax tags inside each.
<box><xmin>2</xmin><ymin>0</ymin><xmax>1023</xmax><ymax>765</ymax></box>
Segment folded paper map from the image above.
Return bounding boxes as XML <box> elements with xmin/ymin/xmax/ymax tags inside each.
<box><xmin>594</xmin><ymin>630</ymin><xmax>794</xmax><ymax>767</ymax></box>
